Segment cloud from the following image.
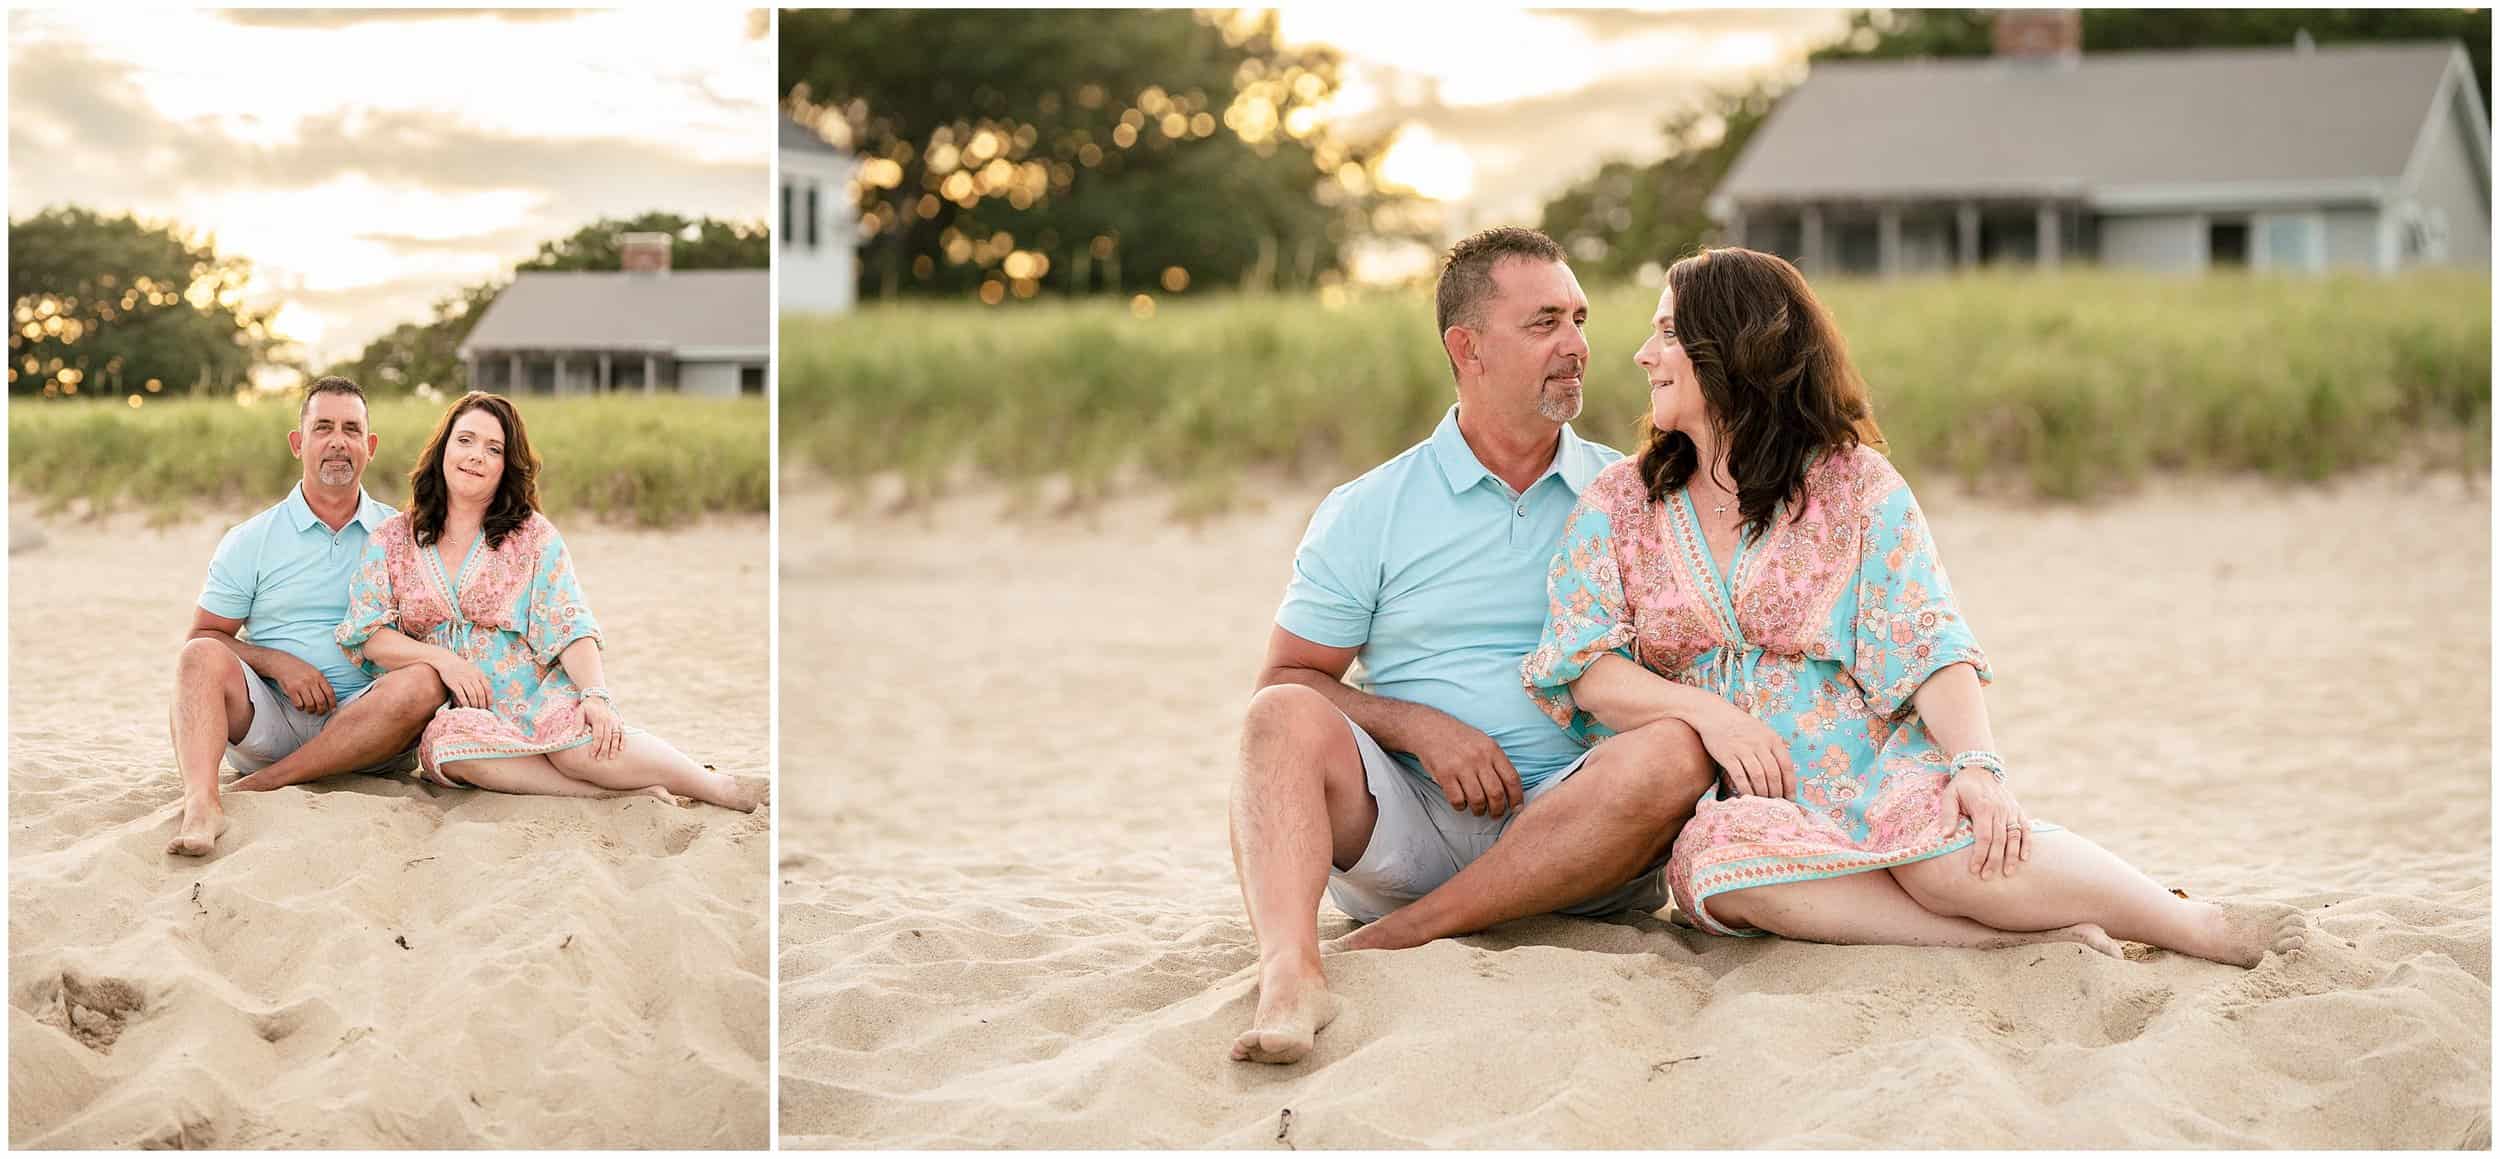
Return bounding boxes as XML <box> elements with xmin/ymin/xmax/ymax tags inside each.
<box><xmin>213</xmin><ymin>8</ymin><xmax>583</xmax><ymax>29</ymax></box>
<box><xmin>8</xmin><ymin>27</ymin><xmax>767</xmax><ymax>360</ymax></box>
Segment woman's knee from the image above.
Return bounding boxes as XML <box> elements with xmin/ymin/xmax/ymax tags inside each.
<box><xmin>1889</xmin><ymin>856</ymin><xmax>1978</xmax><ymax>916</ymax></box>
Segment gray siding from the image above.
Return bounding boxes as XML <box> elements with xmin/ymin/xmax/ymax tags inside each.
<box><xmin>2404</xmin><ymin>91</ymin><xmax>2492</xmax><ymax>267</ymax></box>
<box><xmin>680</xmin><ymin>361</ymin><xmax>744</xmax><ymax>398</ymax></box>
<box><xmin>2322</xmin><ymin>208</ymin><xmax>2384</xmax><ymax>269</ymax></box>
<box><xmin>2097</xmin><ymin>213</ymin><xmax>2206</xmax><ymax>272</ymax></box>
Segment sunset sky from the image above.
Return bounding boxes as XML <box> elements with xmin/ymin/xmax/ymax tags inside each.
<box><xmin>1282</xmin><ymin>8</ymin><xmax>1851</xmax><ymax>237</ymax></box>
<box><xmin>7</xmin><ymin>7</ymin><xmax>772</xmax><ymax>365</ymax></box>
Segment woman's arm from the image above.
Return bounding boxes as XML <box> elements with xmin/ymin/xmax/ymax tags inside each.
<box><xmin>558</xmin><ymin>636</ymin><xmax>606</xmax><ymax>692</ymax></box>
<box><xmin>357</xmin><ymin>626</ymin><xmax>455</xmax><ymax>673</ymax></box>
<box><xmin>1571</xmin><ymin>653</ymin><xmax>1796</xmax><ymax>798</ymax></box>
<box><xmin>1908</xmin><ymin>661</ymin><xmax>1995</xmax><ymax>758</ymax></box>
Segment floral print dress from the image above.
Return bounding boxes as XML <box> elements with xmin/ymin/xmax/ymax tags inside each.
<box><xmin>1521</xmin><ymin>445</ymin><xmax>2051</xmax><ymax>936</ymax></box>
<box><xmin>338</xmin><ymin>511</ymin><xmax>622</xmax><ymax>785</ymax></box>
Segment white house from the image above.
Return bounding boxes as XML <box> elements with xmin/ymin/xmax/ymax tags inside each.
<box><xmin>458</xmin><ymin>233</ymin><xmax>769</xmax><ymax>398</ymax></box>
<box><xmin>1709</xmin><ymin>19</ymin><xmax>2491</xmax><ymax>276</ymax></box>
<box><xmin>781</xmin><ymin>116</ymin><xmax>859</xmax><ymax>313</ymax></box>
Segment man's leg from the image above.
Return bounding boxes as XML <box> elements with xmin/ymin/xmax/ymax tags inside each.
<box><xmin>1227</xmin><ymin>683</ymin><xmax>1377</xmax><ymax>1065</ymax></box>
<box><xmin>227</xmin><ymin>665</ymin><xmax>447</xmax><ymax>792</ymax></box>
<box><xmin>167</xmin><ymin>640</ymin><xmax>253</xmax><ymax>856</ymax></box>
<box><xmin>1336</xmin><ymin>718</ymin><xmax>1713</xmax><ymax>952</ymax></box>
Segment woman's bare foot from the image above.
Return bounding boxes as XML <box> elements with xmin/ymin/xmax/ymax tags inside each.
<box><xmin>2170</xmin><ymin>900</ymin><xmax>2307</xmax><ymax>967</ymax></box>
<box><xmin>717</xmin><ymin>774</ymin><xmax>769</xmax><ymax>813</ymax></box>
<box><xmin>2043</xmin><ymin>922</ymin><xmax>2124</xmax><ymax>958</ymax></box>
<box><xmin>630</xmin><ymin>785</ymin><xmax>681</xmax><ymax>805</ymax></box>
<box><xmin>1230</xmin><ymin>956</ymin><xmax>1340</xmax><ymax>1065</ymax></box>
<box><xmin>166</xmin><ymin>794</ymin><xmax>227</xmax><ymax>857</ymax></box>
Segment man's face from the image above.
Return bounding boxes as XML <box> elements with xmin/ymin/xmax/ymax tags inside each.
<box><xmin>289</xmin><ymin>391</ymin><xmax>375</xmax><ymax>488</ymax></box>
<box><xmin>1466</xmin><ymin>258</ymin><xmax>1590</xmax><ymax>424</ymax></box>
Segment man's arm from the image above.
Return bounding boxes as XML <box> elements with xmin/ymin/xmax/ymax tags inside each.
<box><xmin>1256</xmin><ymin>625</ymin><xmax>1524</xmax><ymax>817</ymax></box>
<box><xmin>188</xmin><ymin>607</ymin><xmax>335</xmax><ymax>715</ymax></box>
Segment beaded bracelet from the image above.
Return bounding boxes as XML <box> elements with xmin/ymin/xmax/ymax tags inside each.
<box><xmin>580</xmin><ymin>686</ymin><xmax>615</xmax><ymax>705</ymax></box>
<box><xmin>1948</xmin><ymin>749</ymin><xmax>2006</xmax><ymax>782</ymax></box>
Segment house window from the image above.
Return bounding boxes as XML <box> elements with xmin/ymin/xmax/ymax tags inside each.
<box><xmin>740</xmin><ymin>365</ymin><xmax>765</xmax><ymax>394</ymax></box>
<box><xmin>2257</xmin><ymin>214</ymin><xmax>2324</xmax><ymax>272</ymax></box>
<box><xmin>780</xmin><ymin>182</ymin><xmax>792</xmax><ymax>249</ymax></box>
<box><xmin>2208</xmin><ymin>219</ymin><xmax>2249</xmax><ymax>268</ymax></box>
<box><xmin>805</xmin><ymin>184</ymin><xmax>820</xmax><ymax>250</ymax></box>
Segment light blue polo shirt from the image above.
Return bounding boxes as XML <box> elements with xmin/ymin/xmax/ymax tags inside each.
<box><xmin>199</xmin><ymin>484</ymin><xmax>397</xmax><ymax>698</ymax></box>
<box><xmin>1277</xmin><ymin>404</ymin><xmax>1622</xmax><ymax>790</ymax></box>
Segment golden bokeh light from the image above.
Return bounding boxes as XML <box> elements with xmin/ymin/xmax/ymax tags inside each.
<box><xmin>1129</xmin><ymin>293</ymin><xmax>1156</xmax><ymax>319</ymax></box>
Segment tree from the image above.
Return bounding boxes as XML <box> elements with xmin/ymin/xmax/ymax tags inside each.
<box><xmin>780</xmin><ymin>8</ymin><xmax>1411</xmax><ymax>302</ymax></box>
<box><xmin>1539</xmin><ymin>82</ymin><xmax>1783</xmax><ymax>279</ymax></box>
<box><xmin>326</xmin><ymin>213</ymin><xmax>768</xmax><ymax>394</ymax></box>
<box><xmin>6</xmin><ymin>207</ymin><xmax>276</xmax><ymax>398</ymax></box>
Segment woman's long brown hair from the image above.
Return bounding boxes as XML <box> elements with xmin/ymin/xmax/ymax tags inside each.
<box><xmin>1636</xmin><ymin>246</ymin><xmax>1886</xmax><ymax>543</ymax></box>
<box><xmin>408</xmin><ymin>391</ymin><xmax>541</xmax><ymax>549</ymax></box>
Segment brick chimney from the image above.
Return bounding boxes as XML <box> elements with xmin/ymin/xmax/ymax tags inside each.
<box><xmin>1993</xmin><ymin>9</ymin><xmax>2081</xmax><ymax>61</ymax></box>
<box><xmin>621</xmin><ymin>231</ymin><xmax>673</xmax><ymax>274</ymax></box>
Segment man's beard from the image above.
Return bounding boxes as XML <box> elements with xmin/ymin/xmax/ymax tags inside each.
<box><xmin>1536</xmin><ymin>381</ymin><xmax>1583</xmax><ymax>423</ymax></box>
<box><xmin>317</xmin><ymin>459</ymin><xmax>356</xmax><ymax>486</ymax></box>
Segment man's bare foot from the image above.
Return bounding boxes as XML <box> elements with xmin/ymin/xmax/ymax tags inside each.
<box><xmin>2172</xmin><ymin>900</ymin><xmax>2307</xmax><ymax>967</ymax></box>
<box><xmin>167</xmin><ymin>795</ymin><xmax>228</xmax><ymax>857</ymax></box>
<box><xmin>1229</xmin><ymin>956</ymin><xmax>1339</xmax><ymax>1065</ymax></box>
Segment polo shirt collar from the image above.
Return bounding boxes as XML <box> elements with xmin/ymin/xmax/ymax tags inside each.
<box><xmin>1429</xmin><ymin>404</ymin><xmax>1605</xmax><ymax>496</ymax></box>
<box><xmin>285</xmin><ymin>483</ymin><xmax>387</xmax><ymax>532</ymax></box>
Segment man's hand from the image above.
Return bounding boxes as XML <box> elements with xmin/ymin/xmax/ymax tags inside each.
<box><xmin>262</xmin><ymin>653</ymin><xmax>336</xmax><ymax>716</ymax></box>
<box><xmin>1403</xmin><ymin>717</ymin><xmax>1523</xmax><ymax>818</ymax></box>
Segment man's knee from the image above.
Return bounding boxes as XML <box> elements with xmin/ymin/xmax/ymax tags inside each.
<box><xmin>175</xmin><ymin>638</ymin><xmax>235</xmax><ymax>685</ymax></box>
<box><xmin>1582</xmin><ymin>719</ymin><xmax>1714</xmax><ymax>818</ymax></box>
<box><xmin>373</xmin><ymin>665</ymin><xmax>449</xmax><ymax>718</ymax></box>
<box><xmin>1240</xmin><ymin>684</ymin><xmax>1350</xmax><ymax>769</ymax></box>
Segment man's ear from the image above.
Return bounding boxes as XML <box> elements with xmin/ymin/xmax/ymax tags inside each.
<box><xmin>1442</xmin><ymin>324</ymin><xmax>1477</xmax><ymax>377</ymax></box>
<box><xmin>288</xmin><ymin>429</ymin><xmax>306</xmax><ymax>459</ymax></box>
<box><xmin>365</xmin><ymin>432</ymin><xmax>379</xmax><ymax>457</ymax></box>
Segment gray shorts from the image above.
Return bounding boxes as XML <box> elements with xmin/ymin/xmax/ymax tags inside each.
<box><xmin>1324</xmin><ymin>713</ymin><xmax>1671</xmax><ymax>926</ymax></box>
<box><xmin>225</xmin><ymin>653</ymin><xmax>419</xmax><ymax>777</ymax></box>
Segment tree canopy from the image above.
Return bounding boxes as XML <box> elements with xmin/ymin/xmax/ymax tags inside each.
<box><xmin>780</xmin><ymin>8</ymin><xmax>1410</xmax><ymax>302</ymax></box>
<box><xmin>7</xmin><ymin>208</ymin><xmax>276</xmax><ymax>399</ymax></box>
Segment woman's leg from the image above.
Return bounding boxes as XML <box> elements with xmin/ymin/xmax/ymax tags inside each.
<box><xmin>1889</xmin><ymin>829</ymin><xmax>2306</xmax><ymax>967</ymax></box>
<box><xmin>547</xmin><ymin>733</ymin><xmax>768</xmax><ymax>812</ymax></box>
<box><xmin>1708</xmin><ymin>867</ymin><xmax>2121</xmax><ymax>955</ymax></box>
<box><xmin>438</xmin><ymin>753</ymin><xmax>673</xmax><ymax>802</ymax></box>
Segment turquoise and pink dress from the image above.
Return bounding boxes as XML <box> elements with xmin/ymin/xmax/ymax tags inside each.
<box><xmin>1521</xmin><ymin>445</ymin><xmax>2052</xmax><ymax>936</ymax></box>
<box><xmin>337</xmin><ymin>510</ymin><xmax>621</xmax><ymax>785</ymax></box>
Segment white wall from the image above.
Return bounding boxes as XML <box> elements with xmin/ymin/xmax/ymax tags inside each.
<box><xmin>782</xmin><ymin>148</ymin><xmax>858</xmax><ymax>315</ymax></box>
<box><xmin>2399</xmin><ymin>86</ymin><xmax>2492</xmax><ymax>269</ymax></box>
<box><xmin>680</xmin><ymin>360</ymin><xmax>743</xmax><ymax>398</ymax></box>
<box><xmin>2096</xmin><ymin>213</ymin><xmax>2206</xmax><ymax>272</ymax></box>
<box><xmin>2322</xmin><ymin>208</ymin><xmax>2383</xmax><ymax>270</ymax></box>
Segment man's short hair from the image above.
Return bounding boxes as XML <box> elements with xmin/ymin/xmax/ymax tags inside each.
<box><xmin>1435</xmin><ymin>226</ymin><xmax>1568</xmax><ymax>336</ymax></box>
<box><xmin>300</xmin><ymin>376</ymin><xmax>369</xmax><ymax>424</ymax></box>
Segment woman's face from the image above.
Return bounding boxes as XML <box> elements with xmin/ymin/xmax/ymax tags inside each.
<box><xmin>442</xmin><ymin>407</ymin><xmax>507</xmax><ymax>507</ymax></box>
<box><xmin>1635</xmin><ymin>284</ymin><xmax>1703</xmax><ymax>436</ymax></box>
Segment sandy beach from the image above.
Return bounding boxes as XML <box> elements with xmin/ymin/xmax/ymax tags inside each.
<box><xmin>780</xmin><ymin>468</ymin><xmax>2490</xmax><ymax>1148</ymax></box>
<box><xmin>9</xmin><ymin>507</ymin><xmax>771</xmax><ymax>1149</ymax></box>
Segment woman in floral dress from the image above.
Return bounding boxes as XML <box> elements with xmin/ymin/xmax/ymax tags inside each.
<box><xmin>337</xmin><ymin>392</ymin><xmax>764</xmax><ymax>812</ymax></box>
<box><xmin>1521</xmin><ymin>247</ymin><xmax>2296</xmax><ymax>966</ymax></box>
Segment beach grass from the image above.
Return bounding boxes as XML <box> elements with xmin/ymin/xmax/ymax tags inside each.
<box><xmin>781</xmin><ymin>269</ymin><xmax>2490</xmax><ymax>509</ymax></box>
<box><xmin>8</xmin><ymin>394</ymin><xmax>770</xmax><ymax>526</ymax></box>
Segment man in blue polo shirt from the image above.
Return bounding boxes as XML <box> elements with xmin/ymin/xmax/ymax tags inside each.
<box><xmin>166</xmin><ymin>377</ymin><xmax>450</xmax><ymax>856</ymax></box>
<box><xmin>1227</xmin><ymin>228</ymin><xmax>1715</xmax><ymax>1064</ymax></box>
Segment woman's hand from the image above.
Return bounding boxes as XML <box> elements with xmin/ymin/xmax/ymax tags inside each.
<box><xmin>427</xmin><ymin>651</ymin><xmax>493</xmax><ymax>709</ymax></box>
<box><xmin>1950</xmin><ymin>769</ymin><xmax>2029</xmax><ymax>878</ymax></box>
<box><xmin>1688</xmin><ymin>698</ymin><xmax>1795</xmax><ymax>799</ymax></box>
<box><xmin>582</xmin><ymin>698</ymin><xmax>624</xmax><ymax>760</ymax></box>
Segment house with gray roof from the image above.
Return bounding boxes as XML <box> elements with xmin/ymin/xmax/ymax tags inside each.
<box><xmin>1709</xmin><ymin>22</ymin><xmax>2489</xmax><ymax>276</ymax></box>
<box><xmin>459</xmin><ymin>233</ymin><xmax>768</xmax><ymax>398</ymax></box>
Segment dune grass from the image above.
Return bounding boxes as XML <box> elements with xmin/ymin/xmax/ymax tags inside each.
<box><xmin>782</xmin><ymin>269</ymin><xmax>2489</xmax><ymax>510</ymax></box>
<box><xmin>9</xmin><ymin>395</ymin><xmax>770</xmax><ymax>526</ymax></box>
